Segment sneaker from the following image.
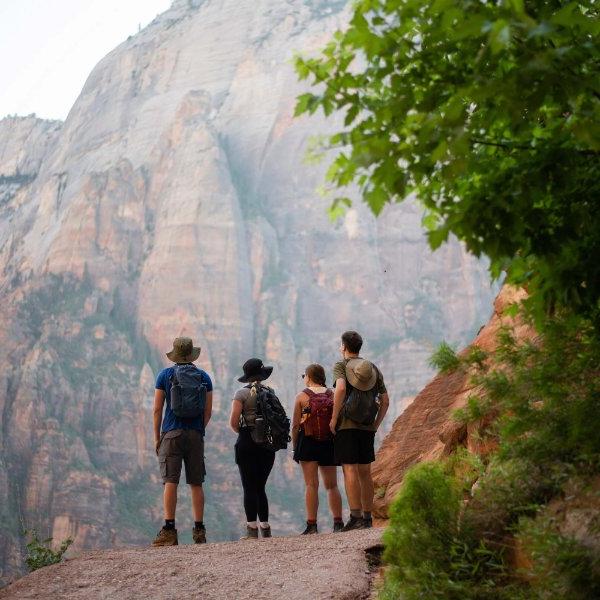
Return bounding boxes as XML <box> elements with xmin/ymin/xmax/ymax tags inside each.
<box><xmin>259</xmin><ymin>525</ymin><xmax>272</xmax><ymax>538</ymax></box>
<box><xmin>361</xmin><ymin>517</ymin><xmax>373</xmax><ymax>529</ymax></box>
<box><xmin>152</xmin><ymin>527</ymin><xmax>178</xmax><ymax>546</ymax></box>
<box><xmin>301</xmin><ymin>522</ymin><xmax>318</xmax><ymax>535</ymax></box>
<box><xmin>240</xmin><ymin>525</ymin><xmax>259</xmax><ymax>540</ymax></box>
<box><xmin>192</xmin><ymin>525</ymin><xmax>206</xmax><ymax>544</ymax></box>
<box><xmin>333</xmin><ymin>521</ymin><xmax>344</xmax><ymax>533</ymax></box>
<box><xmin>341</xmin><ymin>515</ymin><xmax>364</xmax><ymax>532</ymax></box>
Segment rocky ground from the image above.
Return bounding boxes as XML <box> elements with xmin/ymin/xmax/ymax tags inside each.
<box><xmin>0</xmin><ymin>529</ymin><xmax>383</xmax><ymax>600</ymax></box>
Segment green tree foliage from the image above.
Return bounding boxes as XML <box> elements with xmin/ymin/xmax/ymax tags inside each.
<box><xmin>295</xmin><ymin>0</ymin><xmax>600</xmax><ymax>325</ymax></box>
<box><xmin>24</xmin><ymin>530</ymin><xmax>73</xmax><ymax>572</ymax></box>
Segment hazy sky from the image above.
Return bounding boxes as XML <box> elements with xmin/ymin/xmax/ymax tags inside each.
<box><xmin>0</xmin><ymin>0</ymin><xmax>172</xmax><ymax>121</ymax></box>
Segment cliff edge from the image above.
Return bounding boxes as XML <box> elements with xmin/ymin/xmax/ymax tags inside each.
<box><xmin>0</xmin><ymin>529</ymin><xmax>382</xmax><ymax>600</ymax></box>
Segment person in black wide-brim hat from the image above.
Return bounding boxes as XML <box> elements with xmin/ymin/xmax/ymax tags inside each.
<box><xmin>237</xmin><ymin>358</ymin><xmax>273</xmax><ymax>383</ymax></box>
<box><xmin>229</xmin><ymin>358</ymin><xmax>276</xmax><ymax>540</ymax></box>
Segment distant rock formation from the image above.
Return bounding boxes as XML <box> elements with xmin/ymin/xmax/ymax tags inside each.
<box><xmin>0</xmin><ymin>0</ymin><xmax>496</xmax><ymax>583</ymax></box>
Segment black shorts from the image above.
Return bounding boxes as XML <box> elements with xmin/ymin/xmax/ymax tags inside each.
<box><xmin>334</xmin><ymin>429</ymin><xmax>376</xmax><ymax>465</ymax></box>
<box><xmin>293</xmin><ymin>431</ymin><xmax>339</xmax><ymax>466</ymax></box>
<box><xmin>158</xmin><ymin>429</ymin><xmax>206</xmax><ymax>485</ymax></box>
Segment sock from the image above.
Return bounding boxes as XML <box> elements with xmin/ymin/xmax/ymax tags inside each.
<box><xmin>247</xmin><ymin>521</ymin><xmax>258</xmax><ymax>529</ymax></box>
<box><xmin>333</xmin><ymin>517</ymin><xmax>343</xmax><ymax>523</ymax></box>
<box><xmin>363</xmin><ymin>511</ymin><xmax>372</xmax><ymax>521</ymax></box>
<box><xmin>164</xmin><ymin>519</ymin><xmax>175</xmax><ymax>530</ymax></box>
<box><xmin>350</xmin><ymin>509</ymin><xmax>362</xmax><ymax>519</ymax></box>
<box><xmin>260</xmin><ymin>521</ymin><xmax>270</xmax><ymax>528</ymax></box>
<box><xmin>307</xmin><ymin>519</ymin><xmax>317</xmax><ymax>525</ymax></box>
<box><xmin>194</xmin><ymin>521</ymin><xmax>204</xmax><ymax>529</ymax></box>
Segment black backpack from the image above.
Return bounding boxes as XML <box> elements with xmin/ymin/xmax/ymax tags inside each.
<box><xmin>170</xmin><ymin>364</ymin><xmax>207</xmax><ymax>420</ymax></box>
<box><xmin>343</xmin><ymin>372</ymin><xmax>379</xmax><ymax>426</ymax></box>
<box><xmin>248</xmin><ymin>383</ymin><xmax>290</xmax><ymax>451</ymax></box>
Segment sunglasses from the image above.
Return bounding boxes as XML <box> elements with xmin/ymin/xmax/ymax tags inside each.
<box><xmin>301</xmin><ymin>373</ymin><xmax>305</xmax><ymax>379</ymax></box>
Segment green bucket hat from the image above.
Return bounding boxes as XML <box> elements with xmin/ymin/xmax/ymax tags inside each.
<box><xmin>166</xmin><ymin>337</ymin><xmax>201</xmax><ymax>363</ymax></box>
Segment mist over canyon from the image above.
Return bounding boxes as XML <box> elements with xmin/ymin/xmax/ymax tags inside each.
<box><xmin>0</xmin><ymin>0</ymin><xmax>497</xmax><ymax>583</ymax></box>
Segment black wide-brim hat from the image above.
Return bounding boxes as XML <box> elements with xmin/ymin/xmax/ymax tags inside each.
<box><xmin>238</xmin><ymin>358</ymin><xmax>273</xmax><ymax>383</ymax></box>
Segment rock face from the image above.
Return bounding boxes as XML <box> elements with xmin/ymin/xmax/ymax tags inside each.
<box><xmin>0</xmin><ymin>0</ymin><xmax>496</xmax><ymax>584</ymax></box>
<box><xmin>371</xmin><ymin>286</ymin><xmax>531</xmax><ymax>521</ymax></box>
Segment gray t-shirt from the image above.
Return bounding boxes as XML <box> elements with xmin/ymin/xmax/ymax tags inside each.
<box><xmin>233</xmin><ymin>386</ymin><xmax>257</xmax><ymax>427</ymax></box>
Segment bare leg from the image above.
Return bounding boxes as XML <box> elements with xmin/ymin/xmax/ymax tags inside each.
<box><xmin>342</xmin><ymin>464</ymin><xmax>361</xmax><ymax>511</ymax></box>
<box><xmin>163</xmin><ymin>483</ymin><xmax>178</xmax><ymax>520</ymax></box>
<box><xmin>300</xmin><ymin>461</ymin><xmax>319</xmax><ymax>521</ymax></box>
<box><xmin>190</xmin><ymin>484</ymin><xmax>204</xmax><ymax>522</ymax></box>
<box><xmin>319</xmin><ymin>466</ymin><xmax>342</xmax><ymax>520</ymax></box>
<box><xmin>357</xmin><ymin>463</ymin><xmax>374</xmax><ymax>512</ymax></box>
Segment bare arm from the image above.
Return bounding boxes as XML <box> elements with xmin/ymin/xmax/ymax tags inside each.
<box><xmin>153</xmin><ymin>389</ymin><xmax>165</xmax><ymax>454</ymax></box>
<box><xmin>291</xmin><ymin>392</ymin><xmax>306</xmax><ymax>447</ymax></box>
<box><xmin>204</xmin><ymin>391</ymin><xmax>213</xmax><ymax>428</ymax></box>
<box><xmin>374</xmin><ymin>392</ymin><xmax>389</xmax><ymax>431</ymax></box>
<box><xmin>229</xmin><ymin>399</ymin><xmax>243</xmax><ymax>433</ymax></box>
<box><xmin>330</xmin><ymin>378</ymin><xmax>346</xmax><ymax>434</ymax></box>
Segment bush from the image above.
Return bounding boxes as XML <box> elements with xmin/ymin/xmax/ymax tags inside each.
<box><xmin>381</xmin><ymin>309</ymin><xmax>600</xmax><ymax>598</ymax></box>
<box><xmin>381</xmin><ymin>462</ymin><xmax>514</xmax><ymax>600</ymax></box>
<box><xmin>517</xmin><ymin>516</ymin><xmax>600</xmax><ymax>600</ymax></box>
<box><xmin>24</xmin><ymin>530</ymin><xmax>73</xmax><ymax>572</ymax></box>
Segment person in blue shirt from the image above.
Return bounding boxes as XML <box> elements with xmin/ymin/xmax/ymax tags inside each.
<box><xmin>151</xmin><ymin>337</ymin><xmax>213</xmax><ymax>546</ymax></box>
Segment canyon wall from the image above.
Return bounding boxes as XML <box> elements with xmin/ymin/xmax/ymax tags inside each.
<box><xmin>0</xmin><ymin>0</ymin><xmax>496</xmax><ymax>584</ymax></box>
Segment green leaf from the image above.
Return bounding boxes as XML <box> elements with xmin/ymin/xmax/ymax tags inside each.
<box><xmin>489</xmin><ymin>20</ymin><xmax>511</xmax><ymax>54</ymax></box>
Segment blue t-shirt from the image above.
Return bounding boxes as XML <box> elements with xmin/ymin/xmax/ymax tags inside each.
<box><xmin>156</xmin><ymin>364</ymin><xmax>213</xmax><ymax>434</ymax></box>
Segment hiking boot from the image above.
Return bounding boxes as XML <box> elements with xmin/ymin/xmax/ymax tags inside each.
<box><xmin>333</xmin><ymin>521</ymin><xmax>345</xmax><ymax>533</ymax></box>
<box><xmin>152</xmin><ymin>527</ymin><xmax>178</xmax><ymax>546</ymax></box>
<box><xmin>341</xmin><ymin>515</ymin><xmax>364</xmax><ymax>532</ymax></box>
<box><xmin>192</xmin><ymin>525</ymin><xmax>206</xmax><ymax>544</ymax></box>
<box><xmin>301</xmin><ymin>522</ymin><xmax>318</xmax><ymax>535</ymax></box>
<box><xmin>259</xmin><ymin>525</ymin><xmax>272</xmax><ymax>538</ymax></box>
<box><xmin>361</xmin><ymin>517</ymin><xmax>373</xmax><ymax>529</ymax></box>
<box><xmin>240</xmin><ymin>526</ymin><xmax>259</xmax><ymax>540</ymax></box>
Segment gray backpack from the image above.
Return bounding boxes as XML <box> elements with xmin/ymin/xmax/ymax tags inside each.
<box><xmin>170</xmin><ymin>364</ymin><xmax>207</xmax><ymax>419</ymax></box>
<box><xmin>343</xmin><ymin>381</ymin><xmax>379</xmax><ymax>426</ymax></box>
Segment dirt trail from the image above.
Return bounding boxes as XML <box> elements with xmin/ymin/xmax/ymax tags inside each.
<box><xmin>1</xmin><ymin>529</ymin><xmax>383</xmax><ymax>600</ymax></box>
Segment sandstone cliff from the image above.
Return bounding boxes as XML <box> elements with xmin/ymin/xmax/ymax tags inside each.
<box><xmin>0</xmin><ymin>0</ymin><xmax>496</xmax><ymax>584</ymax></box>
<box><xmin>371</xmin><ymin>286</ymin><xmax>531</xmax><ymax>521</ymax></box>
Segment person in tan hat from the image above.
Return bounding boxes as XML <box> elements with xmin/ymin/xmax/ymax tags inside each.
<box><xmin>152</xmin><ymin>337</ymin><xmax>213</xmax><ymax>546</ymax></box>
<box><xmin>330</xmin><ymin>331</ymin><xmax>389</xmax><ymax>531</ymax></box>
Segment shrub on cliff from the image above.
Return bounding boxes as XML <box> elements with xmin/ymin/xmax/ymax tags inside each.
<box><xmin>419</xmin><ymin>311</ymin><xmax>600</xmax><ymax>597</ymax></box>
<box><xmin>381</xmin><ymin>462</ymin><xmax>519</xmax><ymax>600</ymax></box>
<box><xmin>24</xmin><ymin>530</ymin><xmax>73</xmax><ymax>572</ymax></box>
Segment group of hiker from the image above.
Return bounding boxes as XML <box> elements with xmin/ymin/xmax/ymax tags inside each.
<box><xmin>151</xmin><ymin>331</ymin><xmax>390</xmax><ymax>546</ymax></box>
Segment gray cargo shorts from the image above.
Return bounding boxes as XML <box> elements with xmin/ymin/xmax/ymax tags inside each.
<box><xmin>157</xmin><ymin>429</ymin><xmax>206</xmax><ymax>485</ymax></box>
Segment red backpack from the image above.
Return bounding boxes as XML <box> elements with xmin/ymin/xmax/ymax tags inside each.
<box><xmin>301</xmin><ymin>388</ymin><xmax>334</xmax><ymax>441</ymax></box>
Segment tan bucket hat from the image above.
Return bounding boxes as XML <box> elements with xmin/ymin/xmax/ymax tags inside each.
<box><xmin>166</xmin><ymin>337</ymin><xmax>201</xmax><ymax>363</ymax></box>
<box><xmin>345</xmin><ymin>358</ymin><xmax>377</xmax><ymax>391</ymax></box>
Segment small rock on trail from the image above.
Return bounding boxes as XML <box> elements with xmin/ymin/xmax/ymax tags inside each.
<box><xmin>0</xmin><ymin>529</ymin><xmax>383</xmax><ymax>600</ymax></box>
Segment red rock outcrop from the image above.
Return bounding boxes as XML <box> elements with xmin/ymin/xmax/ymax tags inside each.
<box><xmin>372</xmin><ymin>286</ymin><xmax>533</xmax><ymax>521</ymax></box>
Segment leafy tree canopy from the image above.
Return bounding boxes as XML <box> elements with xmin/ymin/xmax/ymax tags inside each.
<box><xmin>295</xmin><ymin>0</ymin><xmax>600</xmax><ymax>325</ymax></box>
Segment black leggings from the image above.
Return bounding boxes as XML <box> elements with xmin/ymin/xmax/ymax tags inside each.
<box><xmin>235</xmin><ymin>430</ymin><xmax>275</xmax><ymax>522</ymax></box>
